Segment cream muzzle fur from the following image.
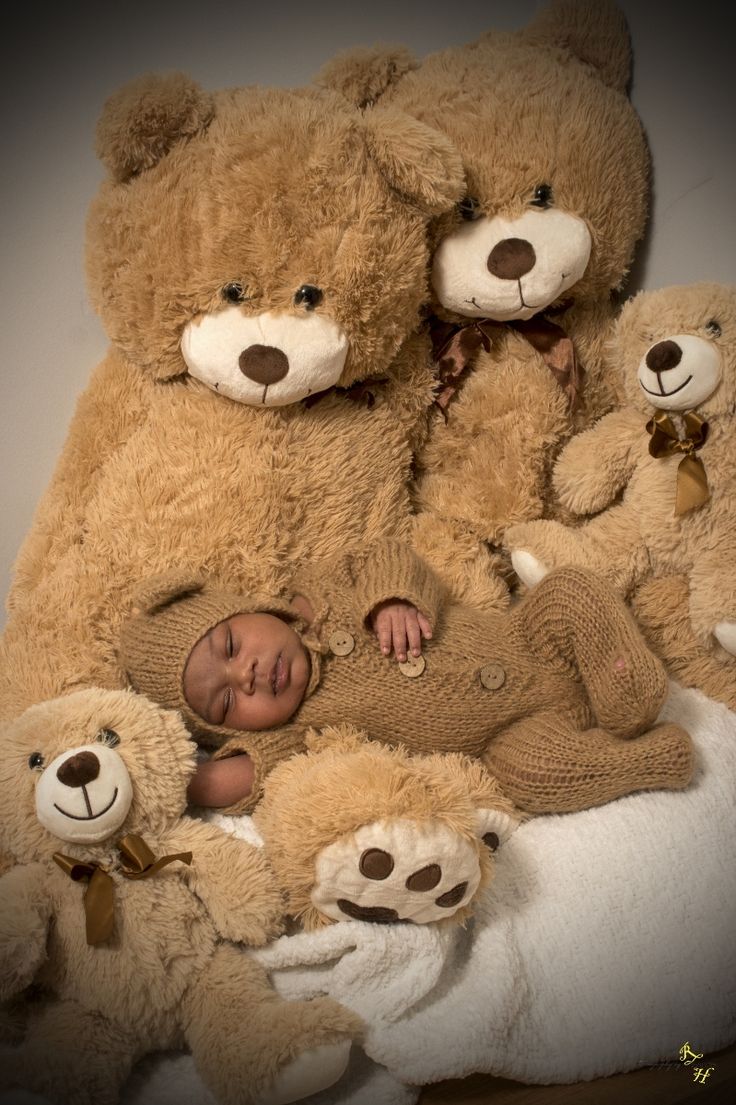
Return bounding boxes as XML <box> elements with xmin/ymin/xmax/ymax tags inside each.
<box><xmin>35</xmin><ymin>742</ymin><xmax>134</xmax><ymax>844</ymax></box>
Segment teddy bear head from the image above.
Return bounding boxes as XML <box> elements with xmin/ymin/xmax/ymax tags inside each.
<box><xmin>85</xmin><ymin>73</ymin><xmax>464</xmax><ymax>407</ymax></box>
<box><xmin>615</xmin><ymin>282</ymin><xmax>736</xmax><ymax>420</ymax></box>
<box><xmin>0</xmin><ymin>688</ymin><xmax>196</xmax><ymax>864</ymax></box>
<box><xmin>317</xmin><ymin>0</ymin><xmax>649</xmax><ymax>324</ymax></box>
<box><xmin>254</xmin><ymin>726</ymin><xmax>520</xmax><ymax>930</ymax></box>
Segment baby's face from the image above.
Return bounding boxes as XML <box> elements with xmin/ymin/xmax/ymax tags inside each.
<box><xmin>183</xmin><ymin>612</ymin><xmax>310</xmax><ymax>731</ymax></box>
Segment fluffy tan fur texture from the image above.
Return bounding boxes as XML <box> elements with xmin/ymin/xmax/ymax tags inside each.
<box><xmin>507</xmin><ymin>282</ymin><xmax>736</xmax><ymax>691</ymax></box>
<box><xmin>0</xmin><ymin>688</ymin><xmax>362</xmax><ymax>1104</ymax></box>
<box><xmin>0</xmin><ymin>75</ymin><xmax>465</xmax><ymax>723</ymax></box>
<box><xmin>317</xmin><ymin>0</ymin><xmax>651</xmax><ymax>609</ymax></box>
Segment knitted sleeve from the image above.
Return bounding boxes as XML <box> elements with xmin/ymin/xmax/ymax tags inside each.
<box><xmin>210</xmin><ymin>724</ymin><xmax>308</xmax><ymax>815</ymax></box>
<box><xmin>347</xmin><ymin>538</ymin><xmax>446</xmax><ymax>627</ymax></box>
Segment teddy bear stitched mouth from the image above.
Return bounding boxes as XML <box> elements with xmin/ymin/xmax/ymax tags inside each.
<box><xmin>54</xmin><ymin>786</ymin><xmax>119</xmax><ymax>821</ymax></box>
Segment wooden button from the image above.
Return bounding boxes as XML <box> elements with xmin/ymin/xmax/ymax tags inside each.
<box><xmin>479</xmin><ymin>663</ymin><xmax>506</xmax><ymax>690</ymax></box>
<box><xmin>328</xmin><ymin>630</ymin><xmax>355</xmax><ymax>657</ymax></box>
<box><xmin>399</xmin><ymin>653</ymin><xmax>426</xmax><ymax>678</ymax></box>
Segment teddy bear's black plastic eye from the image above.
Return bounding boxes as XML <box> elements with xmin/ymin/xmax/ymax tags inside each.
<box><xmin>222</xmin><ymin>282</ymin><xmax>247</xmax><ymax>304</ymax></box>
<box><xmin>705</xmin><ymin>319</ymin><xmax>722</xmax><ymax>338</ymax></box>
<box><xmin>96</xmin><ymin>728</ymin><xmax>120</xmax><ymax>748</ymax></box>
<box><xmin>294</xmin><ymin>285</ymin><xmax>323</xmax><ymax>310</ymax></box>
<box><xmin>531</xmin><ymin>183</ymin><xmax>553</xmax><ymax>209</ymax></box>
<box><xmin>457</xmin><ymin>196</ymin><xmax>481</xmax><ymax>221</ymax></box>
<box><xmin>28</xmin><ymin>752</ymin><xmax>44</xmax><ymax>770</ymax></box>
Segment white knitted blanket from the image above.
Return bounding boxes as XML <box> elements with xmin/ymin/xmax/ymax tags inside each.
<box><xmin>6</xmin><ymin>682</ymin><xmax>735</xmax><ymax>1105</ymax></box>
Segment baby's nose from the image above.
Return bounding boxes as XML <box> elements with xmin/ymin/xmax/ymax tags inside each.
<box><xmin>234</xmin><ymin>657</ymin><xmax>256</xmax><ymax>694</ymax></box>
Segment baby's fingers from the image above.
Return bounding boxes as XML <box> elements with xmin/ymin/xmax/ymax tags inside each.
<box><xmin>417</xmin><ymin>611</ymin><xmax>433</xmax><ymax>640</ymax></box>
<box><xmin>405</xmin><ymin>611</ymin><xmax>424</xmax><ymax>658</ymax></box>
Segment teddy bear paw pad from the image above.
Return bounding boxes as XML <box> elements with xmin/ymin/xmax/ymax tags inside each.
<box><xmin>310</xmin><ymin>817</ymin><xmax>483</xmax><ymax>924</ymax></box>
<box><xmin>254</xmin><ymin>1040</ymin><xmax>351</xmax><ymax>1105</ymax></box>
<box><xmin>714</xmin><ymin>619</ymin><xmax>736</xmax><ymax>656</ymax></box>
<box><xmin>510</xmin><ymin>548</ymin><xmax>550</xmax><ymax>588</ymax></box>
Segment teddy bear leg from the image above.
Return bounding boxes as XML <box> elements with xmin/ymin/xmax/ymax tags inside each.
<box><xmin>182</xmin><ymin>944</ymin><xmax>362</xmax><ymax>1105</ymax></box>
<box><xmin>484</xmin><ymin>710</ymin><xmax>695</xmax><ymax>815</ymax></box>
<box><xmin>517</xmin><ymin>566</ymin><xmax>668</xmax><ymax>738</ymax></box>
<box><xmin>0</xmin><ymin>997</ymin><xmax>141</xmax><ymax>1105</ymax></box>
<box><xmin>508</xmin><ymin>502</ymin><xmax>645</xmax><ymax>593</ymax></box>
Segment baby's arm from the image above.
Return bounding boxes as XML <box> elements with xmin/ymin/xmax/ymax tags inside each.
<box><xmin>349</xmin><ymin>539</ymin><xmax>446</xmax><ymax>660</ymax></box>
<box><xmin>195</xmin><ymin>725</ymin><xmax>309</xmax><ymax>815</ymax></box>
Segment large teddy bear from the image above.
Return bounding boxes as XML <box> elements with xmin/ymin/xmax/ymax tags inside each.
<box><xmin>317</xmin><ymin>0</ymin><xmax>651</xmax><ymax>608</ymax></box>
<box><xmin>507</xmin><ymin>282</ymin><xmax>736</xmax><ymax>692</ymax></box>
<box><xmin>0</xmin><ymin>687</ymin><xmax>364</xmax><ymax>1105</ymax></box>
<box><xmin>0</xmin><ymin>72</ymin><xmax>465</xmax><ymax>723</ymax></box>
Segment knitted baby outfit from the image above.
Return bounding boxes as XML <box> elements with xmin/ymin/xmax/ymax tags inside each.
<box><xmin>119</xmin><ymin>542</ymin><xmax>694</xmax><ymax>815</ymax></box>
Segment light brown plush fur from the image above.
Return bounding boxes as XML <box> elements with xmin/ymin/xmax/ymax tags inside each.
<box><xmin>0</xmin><ymin>74</ymin><xmax>465</xmax><ymax>723</ymax></box>
<box><xmin>317</xmin><ymin>0</ymin><xmax>650</xmax><ymax>610</ymax></box>
<box><xmin>0</xmin><ymin>688</ymin><xmax>362</xmax><ymax>1105</ymax></box>
<box><xmin>507</xmin><ymin>283</ymin><xmax>736</xmax><ymax>690</ymax></box>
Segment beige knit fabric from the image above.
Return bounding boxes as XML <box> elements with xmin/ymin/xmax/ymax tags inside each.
<box><xmin>121</xmin><ymin>541</ymin><xmax>694</xmax><ymax>815</ymax></box>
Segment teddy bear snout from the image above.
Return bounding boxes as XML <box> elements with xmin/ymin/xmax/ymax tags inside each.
<box><xmin>487</xmin><ymin>238</ymin><xmax>537</xmax><ymax>281</ymax></box>
<box><xmin>646</xmin><ymin>340</ymin><xmax>682</xmax><ymax>374</ymax></box>
<box><xmin>56</xmin><ymin>750</ymin><xmax>101</xmax><ymax>788</ymax></box>
<box><xmin>238</xmin><ymin>344</ymin><xmax>290</xmax><ymax>385</ymax></box>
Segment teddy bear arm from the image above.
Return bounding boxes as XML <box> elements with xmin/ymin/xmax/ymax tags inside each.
<box><xmin>6</xmin><ymin>352</ymin><xmax>148</xmax><ymax>614</ymax></box>
<box><xmin>553</xmin><ymin>408</ymin><xmax>643</xmax><ymax>514</ymax></box>
<box><xmin>167</xmin><ymin>818</ymin><xmax>285</xmax><ymax>947</ymax></box>
<box><xmin>688</xmin><ymin>531</ymin><xmax>736</xmax><ymax>653</ymax></box>
<box><xmin>0</xmin><ymin>862</ymin><xmax>53</xmax><ymax>1001</ymax></box>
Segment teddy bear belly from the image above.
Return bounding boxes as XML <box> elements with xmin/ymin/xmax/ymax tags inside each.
<box><xmin>43</xmin><ymin>876</ymin><xmax>216</xmax><ymax>1039</ymax></box>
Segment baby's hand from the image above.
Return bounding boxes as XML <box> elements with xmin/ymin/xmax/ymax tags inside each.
<box><xmin>370</xmin><ymin>599</ymin><xmax>433</xmax><ymax>662</ymax></box>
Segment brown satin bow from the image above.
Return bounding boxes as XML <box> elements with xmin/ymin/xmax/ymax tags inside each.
<box><xmin>429</xmin><ymin>311</ymin><xmax>582</xmax><ymax>416</ymax></box>
<box><xmin>53</xmin><ymin>833</ymin><xmax>193</xmax><ymax>946</ymax></box>
<box><xmin>646</xmin><ymin>409</ymin><xmax>711</xmax><ymax>516</ymax></box>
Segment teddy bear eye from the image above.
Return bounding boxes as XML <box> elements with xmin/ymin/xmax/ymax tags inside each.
<box><xmin>28</xmin><ymin>751</ymin><xmax>44</xmax><ymax>770</ymax></box>
<box><xmin>96</xmin><ymin>728</ymin><xmax>121</xmax><ymax>748</ymax></box>
<box><xmin>705</xmin><ymin>319</ymin><xmax>722</xmax><ymax>338</ymax></box>
<box><xmin>531</xmin><ymin>183</ymin><xmax>553</xmax><ymax>209</ymax></box>
<box><xmin>222</xmin><ymin>282</ymin><xmax>247</xmax><ymax>304</ymax></box>
<box><xmin>294</xmin><ymin>285</ymin><xmax>323</xmax><ymax>310</ymax></box>
<box><xmin>457</xmin><ymin>196</ymin><xmax>481</xmax><ymax>221</ymax></box>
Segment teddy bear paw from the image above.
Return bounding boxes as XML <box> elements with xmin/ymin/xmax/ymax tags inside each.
<box><xmin>510</xmin><ymin>548</ymin><xmax>550</xmax><ymax>588</ymax></box>
<box><xmin>714</xmin><ymin>619</ymin><xmax>736</xmax><ymax>657</ymax></box>
<box><xmin>310</xmin><ymin>817</ymin><xmax>485</xmax><ymax>925</ymax></box>
<box><xmin>255</xmin><ymin>1041</ymin><xmax>351</xmax><ymax>1105</ymax></box>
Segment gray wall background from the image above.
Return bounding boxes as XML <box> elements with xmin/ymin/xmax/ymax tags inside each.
<box><xmin>1</xmin><ymin>0</ymin><xmax>734</xmax><ymax>626</ymax></box>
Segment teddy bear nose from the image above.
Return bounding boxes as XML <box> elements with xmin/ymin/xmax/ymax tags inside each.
<box><xmin>487</xmin><ymin>238</ymin><xmax>537</xmax><ymax>280</ymax></box>
<box><xmin>56</xmin><ymin>750</ymin><xmax>101</xmax><ymax>788</ymax></box>
<box><xmin>646</xmin><ymin>339</ymin><xmax>682</xmax><ymax>373</ymax></box>
<box><xmin>238</xmin><ymin>344</ymin><xmax>290</xmax><ymax>385</ymax></box>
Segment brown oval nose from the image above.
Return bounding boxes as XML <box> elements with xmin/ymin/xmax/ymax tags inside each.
<box><xmin>646</xmin><ymin>340</ymin><xmax>682</xmax><ymax>373</ymax></box>
<box><xmin>57</xmin><ymin>750</ymin><xmax>100</xmax><ymax>788</ymax></box>
<box><xmin>487</xmin><ymin>238</ymin><xmax>537</xmax><ymax>280</ymax></box>
<box><xmin>238</xmin><ymin>344</ymin><xmax>289</xmax><ymax>385</ymax></box>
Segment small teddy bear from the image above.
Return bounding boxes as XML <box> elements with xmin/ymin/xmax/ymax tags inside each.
<box><xmin>0</xmin><ymin>687</ymin><xmax>363</xmax><ymax>1105</ymax></box>
<box><xmin>316</xmin><ymin>0</ymin><xmax>650</xmax><ymax>609</ymax></box>
<box><xmin>507</xmin><ymin>282</ymin><xmax>736</xmax><ymax>666</ymax></box>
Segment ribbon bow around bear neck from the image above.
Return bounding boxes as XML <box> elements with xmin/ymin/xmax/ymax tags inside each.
<box><xmin>53</xmin><ymin>833</ymin><xmax>192</xmax><ymax>946</ymax></box>
<box><xmin>646</xmin><ymin>409</ymin><xmax>711</xmax><ymax>517</ymax></box>
<box><xmin>429</xmin><ymin>309</ymin><xmax>582</xmax><ymax>417</ymax></box>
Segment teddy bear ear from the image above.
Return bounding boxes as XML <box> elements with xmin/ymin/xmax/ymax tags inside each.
<box><xmin>520</xmin><ymin>0</ymin><xmax>632</xmax><ymax>93</ymax></box>
<box><xmin>475</xmin><ymin>807</ymin><xmax>522</xmax><ymax>851</ymax></box>
<box><xmin>315</xmin><ymin>44</ymin><xmax>418</xmax><ymax>108</ymax></box>
<box><xmin>95</xmin><ymin>72</ymin><xmax>216</xmax><ymax>183</ymax></box>
<box><xmin>360</xmin><ymin>106</ymin><xmax>465</xmax><ymax>216</ymax></box>
<box><xmin>128</xmin><ymin>569</ymin><xmax>208</xmax><ymax>618</ymax></box>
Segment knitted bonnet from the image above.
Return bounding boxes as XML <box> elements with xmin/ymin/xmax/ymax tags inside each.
<box><xmin>118</xmin><ymin>570</ymin><xmax>305</xmax><ymax>744</ymax></box>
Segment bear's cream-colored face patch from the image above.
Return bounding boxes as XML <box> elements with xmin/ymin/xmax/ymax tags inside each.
<box><xmin>35</xmin><ymin>742</ymin><xmax>134</xmax><ymax>845</ymax></box>
<box><xmin>181</xmin><ymin>307</ymin><xmax>349</xmax><ymax>406</ymax></box>
<box><xmin>431</xmin><ymin>208</ymin><xmax>591</xmax><ymax>321</ymax></box>
<box><xmin>637</xmin><ymin>334</ymin><xmax>722</xmax><ymax>412</ymax></box>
